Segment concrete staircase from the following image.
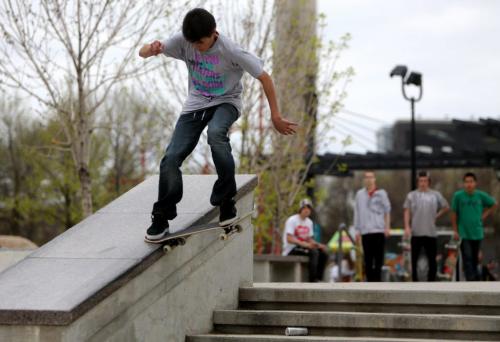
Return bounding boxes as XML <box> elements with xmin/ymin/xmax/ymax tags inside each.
<box><xmin>188</xmin><ymin>282</ymin><xmax>500</xmax><ymax>342</ymax></box>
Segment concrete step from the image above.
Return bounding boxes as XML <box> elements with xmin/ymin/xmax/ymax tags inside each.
<box><xmin>239</xmin><ymin>283</ymin><xmax>500</xmax><ymax>315</ymax></box>
<box><xmin>187</xmin><ymin>334</ymin><xmax>489</xmax><ymax>342</ymax></box>
<box><xmin>213</xmin><ymin>309</ymin><xmax>500</xmax><ymax>341</ymax></box>
<box><xmin>187</xmin><ymin>334</ymin><xmax>491</xmax><ymax>342</ymax></box>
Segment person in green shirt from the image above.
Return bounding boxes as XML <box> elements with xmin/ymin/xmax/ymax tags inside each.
<box><xmin>451</xmin><ymin>172</ymin><xmax>497</xmax><ymax>281</ymax></box>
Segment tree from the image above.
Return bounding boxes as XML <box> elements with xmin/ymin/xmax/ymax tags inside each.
<box><xmin>0</xmin><ymin>98</ymin><xmax>28</xmax><ymax>237</ymax></box>
<box><xmin>0</xmin><ymin>0</ymin><xmax>186</xmax><ymax>217</ymax></box>
<box><xmin>0</xmin><ymin>98</ymin><xmax>85</xmax><ymax>243</ymax></box>
<box><xmin>253</xmin><ymin>0</ymin><xmax>353</xmax><ymax>253</ymax></box>
<box><xmin>97</xmin><ymin>87</ymin><xmax>175</xmax><ymax>198</ymax></box>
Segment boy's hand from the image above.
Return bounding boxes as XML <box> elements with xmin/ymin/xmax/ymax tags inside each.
<box><xmin>150</xmin><ymin>40</ymin><xmax>164</xmax><ymax>56</ymax></box>
<box><xmin>319</xmin><ymin>243</ymin><xmax>329</xmax><ymax>253</ymax></box>
<box><xmin>404</xmin><ymin>226</ymin><xmax>411</xmax><ymax>239</ymax></box>
<box><xmin>384</xmin><ymin>227</ymin><xmax>391</xmax><ymax>238</ymax></box>
<box><xmin>272</xmin><ymin>115</ymin><xmax>298</xmax><ymax>135</ymax></box>
<box><xmin>301</xmin><ymin>241</ymin><xmax>313</xmax><ymax>249</ymax></box>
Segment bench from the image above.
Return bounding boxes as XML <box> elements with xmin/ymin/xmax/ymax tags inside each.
<box><xmin>253</xmin><ymin>254</ymin><xmax>309</xmax><ymax>282</ymax></box>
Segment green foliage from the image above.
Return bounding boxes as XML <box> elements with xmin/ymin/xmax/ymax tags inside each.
<box><xmin>0</xmin><ymin>108</ymin><xmax>83</xmax><ymax>243</ymax></box>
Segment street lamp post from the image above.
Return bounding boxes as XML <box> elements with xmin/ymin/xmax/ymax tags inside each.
<box><xmin>390</xmin><ymin>65</ymin><xmax>423</xmax><ymax>190</ymax></box>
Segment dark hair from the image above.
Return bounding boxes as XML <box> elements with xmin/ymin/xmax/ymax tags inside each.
<box><xmin>463</xmin><ymin>172</ymin><xmax>477</xmax><ymax>181</ymax></box>
<box><xmin>182</xmin><ymin>8</ymin><xmax>216</xmax><ymax>43</ymax></box>
<box><xmin>418</xmin><ymin>170</ymin><xmax>431</xmax><ymax>184</ymax></box>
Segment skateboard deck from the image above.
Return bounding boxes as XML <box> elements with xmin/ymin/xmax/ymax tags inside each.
<box><xmin>397</xmin><ymin>238</ymin><xmax>412</xmax><ymax>281</ymax></box>
<box><xmin>441</xmin><ymin>238</ymin><xmax>460</xmax><ymax>281</ymax></box>
<box><xmin>145</xmin><ymin>211</ymin><xmax>253</xmax><ymax>253</ymax></box>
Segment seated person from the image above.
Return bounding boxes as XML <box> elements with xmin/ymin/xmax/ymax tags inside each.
<box><xmin>282</xmin><ymin>199</ymin><xmax>328</xmax><ymax>282</ymax></box>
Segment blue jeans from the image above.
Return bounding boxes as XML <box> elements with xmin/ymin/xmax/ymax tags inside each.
<box><xmin>460</xmin><ymin>239</ymin><xmax>481</xmax><ymax>281</ymax></box>
<box><xmin>152</xmin><ymin>103</ymin><xmax>239</xmax><ymax>219</ymax></box>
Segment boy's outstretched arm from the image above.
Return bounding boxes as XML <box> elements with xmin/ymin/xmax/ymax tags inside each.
<box><xmin>139</xmin><ymin>40</ymin><xmax>164</xmax><ymax>58</ymax></box>
<box><xmin>258</xmin><ymin>72</ymin><xmax>298</xmax><ymax>135</ymax></box>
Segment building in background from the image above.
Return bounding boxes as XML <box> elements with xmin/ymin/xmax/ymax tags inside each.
<box><xmin>377</xmin><ymin>118</ymin><xmax>500</xmax><ymax>155</ymax></box>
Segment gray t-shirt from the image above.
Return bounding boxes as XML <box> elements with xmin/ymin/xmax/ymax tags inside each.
<box><xmin>403</xmin><ymin>189</ymin><xmax>449</xmax><ymax>237</ymax></box>
<box><xmin>162</xmin><ymin>32</ymin><xmax>264</xmax><ymax>114</ymax></box>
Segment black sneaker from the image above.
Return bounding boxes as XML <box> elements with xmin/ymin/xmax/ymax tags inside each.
<box><xmin>146</xmin><ymin>213</ymin><xmax>169</xmax><ymax>240</ymax></box>
<box><xmin>219</xmin><ymin>200</ymin><xmax>238</xmax><ymax>226</ymax></box>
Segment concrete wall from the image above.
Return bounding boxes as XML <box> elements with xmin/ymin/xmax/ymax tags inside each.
<box><xmin>0</xmin><ymin>175</ymin><xmax>256</xmax><ymax>342</ymax></box>
<box><xmin>74</xmin><ymin>192</ymin><xmax>253</xmax><ymax>342</ymax></box>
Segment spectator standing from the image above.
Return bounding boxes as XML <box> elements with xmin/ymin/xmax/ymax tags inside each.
<box><xmin>354</xmin><ymin>171</ymin><xmax>391</xmax><ymax>282</ymax></box>
<box><xmin>451</xmin><ymin>172</ymin><xmax>497</xmax><ymax>281</ymax></box>
<box><xmin>403</xmin><ymin>171</ymin><xmax>449</xmax><ymax>281</ymax></box>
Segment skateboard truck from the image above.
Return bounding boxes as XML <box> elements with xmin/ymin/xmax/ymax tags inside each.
<box><xmin>219</xmin><ymin>224</ymin><xmax>243</xmax><ymax>241</ymax></box>
<box><xmin>162</xmin><ymin>237</ymin><xmax>186</xmax><ymax>253</ymax></box>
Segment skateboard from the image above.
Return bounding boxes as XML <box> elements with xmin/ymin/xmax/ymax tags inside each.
<box><xmin>441</xmin><ymin>237</ymin><xmax>460</xmax><ymax>281</ymax></box>
<box><xmin>145</xmin><ymin>211</ymin><xmax>253</xmax><ymax>253</ymax></box>
<box><xmin>397</xmin><ymin>237</ymin><xmax>411</xmax><ymax>281</ymax></box>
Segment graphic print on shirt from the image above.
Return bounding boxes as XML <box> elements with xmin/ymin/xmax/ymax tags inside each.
<box><xmin>188</xmin><ymin>53</ymin><xmax>225</xmax><ymax>97</ymax></box>
<box><xmin>294</xmin><ymin>225</ymin><xmax>311</xmax><ymax>241</ymax></box>
<box><xmin>458</xmin><ymin>198</ymin><xmax>482</xmax><ymax>212</ymax></box>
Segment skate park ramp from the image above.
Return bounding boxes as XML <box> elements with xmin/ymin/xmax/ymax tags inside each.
<box><xmin>0</xmin><ymin>174</ymin><xmax>257</xmax><ymax>342</ymax></box>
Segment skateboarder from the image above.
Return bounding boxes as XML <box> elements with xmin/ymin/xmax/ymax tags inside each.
<box><xmin>403</xmin><ymin>171</ymin><xmax>449</xmax><ymax>281</ymax></box>
<box><xmin>139</xmin><ymin>8</ymin><xmax>297</xmax><ymax>240</ymax></box>
<box><xmin>282</xmin><ymin>199</ymin><xmax>329</xmax><ymax>282</ymax></box>
<box><xmin>451</xmin><ymin>172</ymin><xmax>497</xmax><ymax>281</ymax></box>
<box><xmin>354</xmin><ymin>170</ymin><xmax>391</xmax><ymax>282</ymax></box>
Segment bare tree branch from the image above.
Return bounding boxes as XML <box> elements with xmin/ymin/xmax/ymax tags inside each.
<box><xmin>0</xmin><ymin>0</ymin><xmax>189</xmax><ymax>217</ymax></box>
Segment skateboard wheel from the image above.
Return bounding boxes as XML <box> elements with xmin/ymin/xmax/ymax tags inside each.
<box><xmin>163</xmin><ymin>245</ymin><xmax>172</xmax><ymax>253</ymax></box>
<box><xmin>220</xmin><ymin>233</ymin><xmax>228</xmax><ymax>241</ymax></box>
<box><xmin>234</xmin><ymin>225</ymin><xmax>242</xmax><ymax>233</ymax></box>
<box><xmin>178</xmin><ymin>237</ymin><xmax>186</xmax><ymax>245</ymax></box>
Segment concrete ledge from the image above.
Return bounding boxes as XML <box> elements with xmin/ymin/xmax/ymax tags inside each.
<box><xmin>0</xmin><ymin>249</ymin><xmax>33</xmax><ymax>273</ymax></box>
<box><xmin>0</xmin><ymin>175</ymin><xmax>257</xmax><ymax>328</ymax></box>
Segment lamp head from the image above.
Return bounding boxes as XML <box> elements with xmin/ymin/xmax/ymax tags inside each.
<box><xmin>390</xmin><ymin>65</ymin><xmax>408</xmax><ymax>78</ymax></box>
<box><xmin>405</xmin><ymin>72</ymin><xmax>422</xmax><ymax>87</ymax></box>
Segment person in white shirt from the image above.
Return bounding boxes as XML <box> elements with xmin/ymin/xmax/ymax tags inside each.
<box><xmin>282</xmin><ymin>199</ymin><xmax>329</xmax><ymax>282</ymax></box>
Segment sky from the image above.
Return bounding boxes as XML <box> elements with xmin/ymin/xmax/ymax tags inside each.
<box><xmin>3</xmin><ymin>1</ymin><xmax>499</xmax><ymax>157</ymax></box>
<box><xmin>317</xmin><ymin>0</ymin><xmax>500</xmax><ymax>153</ymax></box>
